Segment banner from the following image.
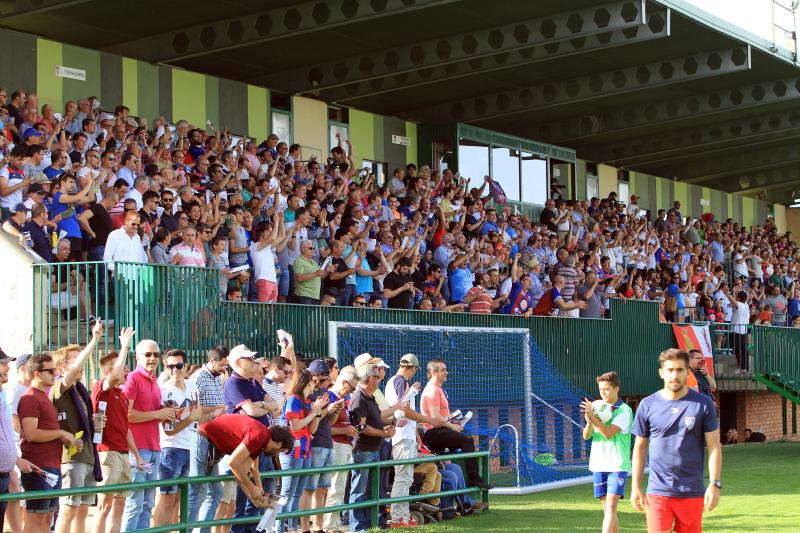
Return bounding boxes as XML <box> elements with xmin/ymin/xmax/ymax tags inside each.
<box><xmin>488</xmin><ymin>178</ymin><xmax>508</xmax><ymax>205</ymax></box>
<box><xmin>672</xmin><ymin>324</ymin><xmax>714</xmax><ymax>377</ymax></box>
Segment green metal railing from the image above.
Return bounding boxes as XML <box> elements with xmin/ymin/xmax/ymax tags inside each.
<box><xmin>0</xmin><ymin>451</ymin><xmax>488</xmax><ymax>533</ymax></box>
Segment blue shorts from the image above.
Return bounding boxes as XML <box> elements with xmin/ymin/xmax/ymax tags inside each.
<box><xmin>304</xmin><ymin>446</ymin><xmax>333</xmax><ymax>490</ymax></box>
<box><xmin>21</xmin><ymin>467</ymin><xmax>61</xmax><ymax>513</ymax></box>
<box><xmin>593</xmin><ymin>471</ymin><xmax>628</xmax><ymax>498</ymax></box>
<box><xmin>159</xmin><ymin>447</ymin><xmax>191</xmax><ymax>494</ymax></box>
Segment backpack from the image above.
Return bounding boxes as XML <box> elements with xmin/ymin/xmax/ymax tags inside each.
<box><xmin>532</xmin><ymin>288</ymin><xmax>556</xmax><ymax>316</ymax></box>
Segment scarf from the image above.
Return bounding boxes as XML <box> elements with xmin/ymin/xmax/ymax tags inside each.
<box><xmin>68</xmin><ymin>382</ymin><xmax>103</xmax><ymax>482</ymax></box>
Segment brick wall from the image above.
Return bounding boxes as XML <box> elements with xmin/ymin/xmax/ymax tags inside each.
<box><xmin>734</xmin><ymin>391</ymin><xmax>799</xmax><ymax>441</ymax></box>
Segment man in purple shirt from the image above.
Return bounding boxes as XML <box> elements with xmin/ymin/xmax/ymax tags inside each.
<box><xmin>630</xmin><ymin>349</ymin><xmax>722</xmax><ymax>533</ymax></box>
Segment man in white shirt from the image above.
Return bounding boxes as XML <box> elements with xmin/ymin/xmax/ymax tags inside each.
<box><xmin>125</xmin><ymin>176</ymin><xmax>148</xmax><ymax>210</ymax></box>
<box><xmin>384</xmin><ymin>354</ymin><xmax>442</xmax><ymax>528</ymax></box>
<box><xmin>103</xmin><ymin>211</ymin><xmax>147</xmax><ymax>272</ymax></box>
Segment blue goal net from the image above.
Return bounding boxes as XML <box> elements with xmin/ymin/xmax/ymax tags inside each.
<box><xmin>331</xmin><ymin>322</ymin><xmax>590</xmax><ymax>489</ymax></box>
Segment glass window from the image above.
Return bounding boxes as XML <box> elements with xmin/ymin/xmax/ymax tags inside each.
<box><xmin>521</xmin><ymin>152</ymin><xmax>547</xmax><ymax>205</ymax></box>
<box><xmin>362</xmin><ymin>159</ymin><xmax>388</xmax><ymax>185</ymax></box>
<box><xmin>491</xmin><ymin>146</ymin><xmax>521</xmax><ymax>202</ymax></box>
<box><xmin>271</xmin><ymin>111</ymin><xmax>291</xmax><ymax>143</ymax></box>
<box><xmin>587</xmin><ymin>175</ymin><xmax>599</xmax><ymax>200</ymax></box>
<box><xmin>618</xmin><ymin>181</ymin><xmax>630</xmax><ymax>204</ymax></box>
<box><xmin>457</xmin><ymin>139</ymin><xmax>489</xmax><ymax>183</ymax></box>
<box><xmin>330</xmin><ymin>123</ymin><xmax>349</xmax><ymax>153</ymax></box>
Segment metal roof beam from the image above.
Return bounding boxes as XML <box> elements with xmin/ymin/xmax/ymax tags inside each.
<box><xmin>537</xmin><ymin>73</ymin><xmax>800</xmax><ymax>145</ymax></box>
<box><xmin>645</xmin><ymin>142</ymin><xmax>800</xmax><ymax>183</ymax></box>
<box><xmin>403</xmin><ymin>45</ymin><xmax>751</xmax><ymax>124</ymax></box>
<box><xmin>585</xmin><ymin>108</ymin><xmax>800</xmax><ymax>167</ymax></box>
<box><xmin>0</xmin><ymin>0</ymin><xmax>90</xmax><ymax>19</ymax></box>
<box><xmin>252</xmin><ymin>0</ymin><xmax>657</xmax><ymax>98</ymax></box>
<box><xmin>103</xmin><ymin>0</ymin><xmax>461</xmax><ymax>63</ymax></box>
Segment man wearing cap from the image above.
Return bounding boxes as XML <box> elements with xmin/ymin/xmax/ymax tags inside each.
<box><xmin>626</xmin><ymin>195</ymin><xmax>641</xmax><ymax>218</ymax></box>
<box><xmin>0</xmin><ymin>145</ymin><xmax>31</xmax><ymax>220</ymax></box>
<box><xmin>384</xmin><ymin>354</ymin><xmax>444</xmax><ymax>527</ymax></box>
<box><xmin>222</xmin><ymin>345</ymin><xmax>280</xmax><ymax>533</ymax></box>
<box><xmin>1</xmin><ymin>202</ymin><xmax>29</xmax><ymax>241</ymax></box>
<box><xmin>23</xmin><ymin>180</ymin><xmax>49</xmax><ymax>213</ymax></box>
<box><xmin>348</xmin><ymin>361</ymin><xmax>396</xmax><ymax>532</ymax></box>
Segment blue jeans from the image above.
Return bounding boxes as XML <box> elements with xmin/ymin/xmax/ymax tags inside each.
<box><xmin>277</xmin><ymin>453</ymin><xmax>310</xmax><ymax>533</ymax></box>
<box><xmin>348</xmin><ymin>450</ymin><xmax>379</xmax><ymax>532</ymax></box>
<box><xmin>440</xmin><ymin>463</ymin><xmax>474</xmax><ymax>509</ymax></box>
<box><xmin>0</xmin><ymin>473</ymin><xmax>8</xmax><ymax>531</ymax></box>
<box><xmin>231</xmin><ymin>452</ymin><xmax>276</xmax><ymax>533</ymax></box>
<box><xmin>159</xmin><ymin>447</ymin><xmax>190</xmax><ymax>494</ymax></box>
<box><xmin>121</xmin><ymin>448</ymin><xmax>160</xmax><ymax>532</ymax></box>
<box><xmin>305</xmin><ymin>446</ymin><xmax>333</xmax><ymax>490</ymax></box>
<box><xmin>188</xmin><ymin>432</ymin><xmax>222</xmax><ymax>533</ymax></box>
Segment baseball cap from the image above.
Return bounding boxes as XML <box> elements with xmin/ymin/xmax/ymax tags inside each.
<box><xmin>16</xmin><ymin>353</ymin><xmax>32</xmax><ymax>368</ymax></box>
<box><xmin>353</xmin><ymin>353</ymin><xmax>390</xmax><ymax>369</ymax></box>
<box><xmin>23</xmin><ymin>128</ymin><xmax>44</xmax><ymax>140</ymax></box>
<box><xmin>11</xmin><ymin>203</ymin><xmax>30</xmax><ymax>214</ymax></box>
<box><xmin>631</xmin><ymin>194</ymin><xmax>639</xmax><ymax>199</ymax></box>
<box><xmin>228</xmin><ymin>344</ymin><xmax>258</xmax><ymax>366</ymax></box>
<box><xmin>0</xmin><ymin>348</ymin><xmax>15</xmax><ymax>363</ymax></box>
<box><xmin>399</xmin><ymin>353</ymin><xmax>419</xmax><ymax>367</ymax></box>
<box><xmin>28</xmin><ymin>183</ymin><xmax>46</xmax><ymax>195</ymax></box>
<box><xmin>307</xmin><ymin>359</ymin><xmax>330</xmax><ymax>375</ymax></box>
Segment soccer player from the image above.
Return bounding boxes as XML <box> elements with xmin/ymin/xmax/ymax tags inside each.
<box><xmin>581</xmin><ymin>371</ymin><xmax>633</xmax><ymax>533</ymax></box>
<box><xmin>630</xmin><ymin>349</ymin><xmax>722</xmax><ymax>533</ymax></box>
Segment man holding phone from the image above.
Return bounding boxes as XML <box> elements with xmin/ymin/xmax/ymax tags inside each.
<box><xmin>686</xmin><ymin>349</ymin><xmax>715</xmax><ymax>399</ymax></box>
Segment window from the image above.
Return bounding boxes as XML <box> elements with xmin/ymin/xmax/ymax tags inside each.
<box><xmin>457</xmin><ymin>138</ymin><xmax>489</xmax><ymax>183</ymax></box>
<box><xmin>618</xmin><ymin>180</ymin><xmax>630</xmax><ymax>205</ymax></box>
<box><xmin>587</xmin><ymin>175</ymin><xmax>599</xmax><ymax>200</ymax></box>
<box><xmin>362</xmin><ymin>159</ymin><xmax>388</xmax><ymax>185</ymax></box>
<box><xmin>521</xmin><ymin>152</ymin><xmax>547</xmax><ymax>205</ymax></box>
<box><xmin>271</xmin><ymin>111</ymin><xmax>291</xmax><ymax>144</ymax></box>
<box><xmin>491</xmin><ymin>146</ymin><xmax>521</xmax><ymax>202</ymax></box>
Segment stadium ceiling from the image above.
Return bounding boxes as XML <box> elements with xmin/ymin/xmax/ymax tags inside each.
<box><xmin>3</xmin><ymin>0</ymin><xmax>800</xmax><ymax>204</ymax></box>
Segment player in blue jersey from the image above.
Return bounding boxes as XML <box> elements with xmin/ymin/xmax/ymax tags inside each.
<box><xmin>630</xmin><ymin>349</ymin><xmax>722</xmax><ymax>533</ymax></box>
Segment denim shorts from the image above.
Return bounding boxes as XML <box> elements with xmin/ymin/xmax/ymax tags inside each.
<box><xmin>21</xmin><ymin>467</ymin><xmax>61</xmax><ymax>513</ymax></box>
<box><xmin>305</xmin><ymin>446</ymin><xmax>334</xmax><ymax>490</ymax></box>
<box><xmin>159</xmin><ymin>447</ymin><xmax>191</xmax><ymax>494</ymax></box>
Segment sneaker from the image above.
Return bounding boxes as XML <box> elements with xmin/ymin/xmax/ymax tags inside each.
<box><xmin>469</xmin><ymin>501</ymin><xmax>489</xmax><ymax>512</ymax></box>
<box><xmin>389</xmin><ymin>518</ymin><xmax>420</xmax><ymax>528</ymax></box>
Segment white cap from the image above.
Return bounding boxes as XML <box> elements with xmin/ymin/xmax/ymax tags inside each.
<box><xmin>353</xmin><ymin>352</ymin><xmax>390</xmax><ymax>369</ymax></box>
<box><xmin>228</xmin><ymin>344</ymin><xmax>258</xmax><ymax>366</ymax></box>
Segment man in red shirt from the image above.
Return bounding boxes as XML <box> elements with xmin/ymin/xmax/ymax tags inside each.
<box><xmin>18</xmin><ymin>354</ymin><xmax>80</xmax><ymax>533</ymax></box>
<box><xmin>121</xmin><ymin>339</ymin><xmax>177</xmax><ymax>531</ymax></box>
<box><xmin>198</xmin><ymin>414</ymin><xmax>293</xmax><ymax>508</ymax></box>
<box><xmin>90</xmin><ymin>327</ymin><xmax>147</xmax><ymax>533</ymax></box>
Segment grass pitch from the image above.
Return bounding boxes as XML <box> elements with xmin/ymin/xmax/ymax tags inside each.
<box><xmin>409</xmin><ymin>441</ymin><xmax>800</xmax><ymax>532</ymax></box>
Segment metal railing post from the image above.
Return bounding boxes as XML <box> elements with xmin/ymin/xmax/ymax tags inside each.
<box><xmin>179</xmin><ymin>480</ymin><xmax>189</xmax><ymax>533</ymax></box>
<box><xmin>370</xmin><ymin>463</ymin><xmax>381</xmax><ymax>528</ymax></box>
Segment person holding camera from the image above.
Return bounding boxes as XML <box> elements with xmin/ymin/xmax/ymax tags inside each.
<box><xmin>687</xmin><ymin>349</ymin><xmax>716</xmax><ymax>399</ymax></box>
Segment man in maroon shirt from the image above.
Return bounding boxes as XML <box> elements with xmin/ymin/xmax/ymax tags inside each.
<box><xmin>90</xmin><ymin>327</ymin><xmax>146</xmax><ymax>533</ymax></box>
<box><xmin>18</xmin><ymin>354</ymin><xmax>79</xmax><ymax>533</ymax></box>
<box><xmin>198</xmin><ymin>414</ymin><xmax>293</xmax><ymax>508</ymax></box>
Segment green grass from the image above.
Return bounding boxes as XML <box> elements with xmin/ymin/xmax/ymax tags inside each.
<box><xmin>406</xmin><ymin>441</ymin><xmax>800</xmax><ymax>532</ymax></box>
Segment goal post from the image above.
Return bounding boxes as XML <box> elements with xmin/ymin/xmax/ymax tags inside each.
<box><xmin>328</xmin><ymin>321</ymin><xmax>592</xmax><ymax>494</ymax></box>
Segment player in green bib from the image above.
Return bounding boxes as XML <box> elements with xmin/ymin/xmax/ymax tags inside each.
<box><xmin>581</xmin><ymin>371</ymin><xmax>632</xmax><ymax>533</ymax></box>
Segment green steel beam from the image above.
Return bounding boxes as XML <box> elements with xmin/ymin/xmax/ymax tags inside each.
<box><xmin>0</xmin><ymin>0</ymin><xmax>90</xmax><ymax>19</ymax></box>
<box><xmin>534</xmin><ymin>75</ymin><xmax>800</xmax><ymax>145</ymax></box>
<box><xmin>104</xmin><ymin>0</ymin><xmax>461</xmax><ymax>63</ymax></box>
<box><xmin>256</xmin><ymin>1</ymin><xmax>656</xmax><ymax>98</ymax></box>
<box><xmin>403</xmin><ymin>45</ymin><xmax>751</xmax><ymax>125</ymax></box>
<box><xmin>583</xmin><ymin>108</ymin><xmax>800</xmax><ymax>168</ymax></box>
<box><xmin>753</xmin><ymin>373</ymin><xmax>800</xmax><ymax>406</ymax></box>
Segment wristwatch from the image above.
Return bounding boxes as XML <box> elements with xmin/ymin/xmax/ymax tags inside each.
<box><xmin>711</xmin><ymin>480</ymin><xmax>722</xmax><ymax>489</ymax></box>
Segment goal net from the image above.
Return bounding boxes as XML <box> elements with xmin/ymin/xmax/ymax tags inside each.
<box><xmin>329</xmin><ymin>322</ymin><xmax>591</xmax><ymax>493</ymax></box>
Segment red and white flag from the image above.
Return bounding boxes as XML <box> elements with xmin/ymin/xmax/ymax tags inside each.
<box><xmin>672</xmin><ymin>324</ymin><xmax>715</xmax><ymax>377</ymax></box>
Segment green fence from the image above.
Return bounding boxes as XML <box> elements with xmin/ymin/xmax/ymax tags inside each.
<box><xmin>0</xmin><ymin>451</ymin><xmax>488</xmax><ymax>533</ymax></box>
<box><xmin>33</xmin><ymin>261</ymin><xmax>680</xmax><ymax>396</ymax></box>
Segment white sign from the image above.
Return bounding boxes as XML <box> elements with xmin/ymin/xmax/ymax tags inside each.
<box><xmin>55</xmin><ymin>65</ymin><xmax>86</xmax><ymax>81</ymax></box>
<box><xmin>700</xmin><ymin>198</ymin><xmax>710</xmax><ymax>206</ymax></box>
<box><xmin>391</xmin><ymin>134</ymin><xmax>410</xmax><ymax>146</ymax></box>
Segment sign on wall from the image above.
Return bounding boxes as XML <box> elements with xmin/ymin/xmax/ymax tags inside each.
<box><xmin>391</xmin><ymin>134</ymin><xmax>409</xmax><ymax>146</ymax></box>
<box><xmin>55</xmin><ymin>65</ymin><xmax>86</xmax><ymax>81</ymax></box>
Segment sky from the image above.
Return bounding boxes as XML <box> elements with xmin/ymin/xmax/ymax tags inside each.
<box><xmin>684</xmin><ymin>0</ymin><xmax>797</xmax><ymax>49</ymax></box>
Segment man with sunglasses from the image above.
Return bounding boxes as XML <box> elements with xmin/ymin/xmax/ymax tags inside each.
<box><xmin>153</xmin><ymin>349</ymin><xmax>204</xmax><ymax>527</ymax></box>
<box><xmin>17</xmin><ymin>353</ymin><xmax>80</xmax><ymax>533</ymax></box>
<box><xmin>120</xmin><ymin>339</ymin><xmax>177</xmax><ymax>532</ymax></box>
<box><xmin>103</xmin><ymin>210</ymin><xmax>147</xmax><ymax>273</ymax></box>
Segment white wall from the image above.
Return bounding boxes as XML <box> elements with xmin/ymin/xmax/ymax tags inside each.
<box><xmin>0</xmin><ymin>232</ymin><xmax>41</xmax><ymax>361</ymax></box>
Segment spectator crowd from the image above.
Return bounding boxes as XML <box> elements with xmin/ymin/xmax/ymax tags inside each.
<box><xmin>2</xmin><ymin>87</ymin><xmax>800</xmax><ymax>341</ymax></box>
<box><xmin>0</xmin><ymin>327</ymin><xmax>489</xmax><ymax>533</ymax></box>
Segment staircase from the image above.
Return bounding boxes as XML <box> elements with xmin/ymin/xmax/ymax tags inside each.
<box><xmin>753</xmin><ymin>372</ymin><xmax>800</xmax><ymax>406</ymax></box>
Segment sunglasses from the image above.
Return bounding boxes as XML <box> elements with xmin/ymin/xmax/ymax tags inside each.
<box><xmin>39</xmin><ymin>367</ymin><xmax>56</xmax><ymax>375</ymax></box>
<box><xmin>166</xmin><ymin>363</ymin><xmax>186</xmax><ymax>370</ymax></box>
<box><xmin>142</xmin><ymin>352</ymin><xmax>161</xmax><ymax>358</ymax></box>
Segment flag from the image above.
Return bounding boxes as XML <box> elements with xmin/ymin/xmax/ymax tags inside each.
<box><xmin>488</xmin><ymin>178</ymin><xmax>508</xmax><ymax>205</ymax></box>
<box><xmin>672</xmin><ymin>324</ymin><xmax>715</xmax><ymax>377</ymax></box>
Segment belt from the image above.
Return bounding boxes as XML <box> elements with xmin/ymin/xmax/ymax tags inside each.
<box><xmin>0</xmin><ymin>472</ymin><xmax>9</xmax><ymax>478</ymax></box>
